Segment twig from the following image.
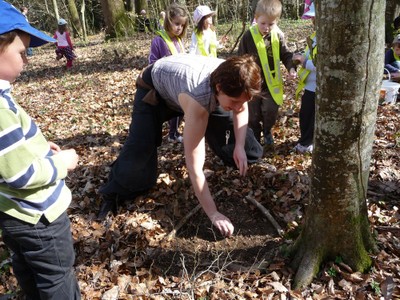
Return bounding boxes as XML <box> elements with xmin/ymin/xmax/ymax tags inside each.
<box><xmin>221</xmin><ymin>23</ymin><xmax>234</xmax><ymax>39</ymax></box>
<box><xmin>229</xmin><ymin>21</ymin><xmax>247</xmax><ymax>54</ymax></box>
<box><xmin>245</xmin><ymin>196</ymin><xmax>284</xmax><ymax>236</ymax></box>
<box><xmin>375</xmin><ymin>226</ymin><xmax>400</xmax><ymax>232</ymax></box>
<box><xmin>165</xmin><ymin>204</ymin><xmax>202</xmax><ymax>240</ymax></box>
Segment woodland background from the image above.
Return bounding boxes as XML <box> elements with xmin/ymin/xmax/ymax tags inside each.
<box><xmin>0</xmin><ymin>0</ymin><xmax>399</xmax><ymax>299</ymax></box>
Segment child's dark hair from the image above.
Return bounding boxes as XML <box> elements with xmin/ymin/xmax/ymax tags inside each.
<box><xmin>194</xmin><ymin>15</ymin><xmax>215</xmax><ymax>34</ymax></box>
<box><xmin>0</xmin><ymin>31</ymin><xmax>18</xmax><ymax>53</ymax></box>
<box><xmin>164</xmin><ymin>3</ymin><xmax>189</xmax><ymax>38</ymax></box>
<box><xmin>210</xmin><ymin>55</ymin><xmax>261</xmax><ymax>98</ymax></box>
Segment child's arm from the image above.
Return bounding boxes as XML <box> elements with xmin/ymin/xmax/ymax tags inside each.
<box><xmin>384</xmin><ymin>50</ymin><xmax>400</xmax><ymax>74</ymax></box>
<box><xmin>66</xmin><ymin>32</ymin><xmax>73</xmax><ymax>49</ymax></box>
<box><xmin>0</xmin><ymin>110</ymin><xmax>77</xmax><ymax>189</ymax></box>
<box><xmin>188</xmin><ymin>32</ymin><xmax>197</xmax><ymax>55</ymax></box>
<box><xmin>279</xmin><ymin>33</ymin><xmax>297</xmax><ymax>79</ymax></box>
<box><xmin>148</xmin><ymin>36</ymin><xmax>168</xmax><ymax>64</ymax></box>
<box><xmin>53</xmin><ymin>32</ymin><xmax>58</xmax><ymax>47</ymax></box>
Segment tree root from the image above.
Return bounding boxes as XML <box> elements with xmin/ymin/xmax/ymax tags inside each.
<box><xmin>291</xmin><ymin>244</ymin><xmax>323</xmax><ymax>289</ymax></box>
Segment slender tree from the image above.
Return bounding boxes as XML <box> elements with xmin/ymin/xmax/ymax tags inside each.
<box><xmin>52</xmin><ymin>0</ymin><xmax>60</xmax><ymax>21</ymax></box>
<box><xmin>100</xmin><ymin>0</ymin><xmax>135</xmax><ymax>39</ymax></box>
<box><xmin>289</xmin><ymin>0</ymin><xmax>384</xmax><ymax>288</ymax></box>
<box><xmin>67</xmin><ymin>0</ymin><xmax>83</xmax><ymax>37</ymax></box>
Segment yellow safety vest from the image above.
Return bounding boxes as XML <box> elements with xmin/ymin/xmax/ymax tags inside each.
<box><xmin>195</xmin><ymin>30</ymin><xmax>217</xmax><ymax>57</ymax></box>
<box><xmin>157</xmin><ymin>30</ymin><xmax>184</xmax><ymax>55</ymax></box>
<box><xmin>393</xmin><ymin>48</ymin><xmax>400</xmax><ymax>61</ymax></box>
<box><xmin>295</xmin><ymin>31</ymin><xmax>317</xmax><ymax>100</ymax></box>
<box><xmin>250</xmin><ymin>25</ymin><xmax>283</xmax><ymax>105</ymax></box>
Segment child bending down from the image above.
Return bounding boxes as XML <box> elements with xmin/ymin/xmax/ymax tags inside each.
<box><xmin>0</xmin><ymin>2</ymin><xmax>80</xmax><ymax>298</ymax></box>
<box><xmin>54</xmin><ymin>18</ymin><xmax>76</xmax><ymax>68</ymax></box>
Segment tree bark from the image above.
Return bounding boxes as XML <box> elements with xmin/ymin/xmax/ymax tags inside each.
<box><xmin>67</xmin><ymin>0</ymin><xmax>83</xmax><ymax>37</ymax></box>
<box><xmin>80</xmin><ymin>0</ymin><xmax>88</xmax><ymax>42</ymax></box>
<box><xmin>52</xmin><ymin>0</ymin><xmax>60</xmax><ymax>21</ymax></box>
<box><xmin>289</xmin><ymin>0</ymin><xmax>384</xmax><ymax>289</ymax></box>
<box><xmin>100</xmin><ymin>0</ymin><xmax>135</xmax><ymax>39</ymax></box>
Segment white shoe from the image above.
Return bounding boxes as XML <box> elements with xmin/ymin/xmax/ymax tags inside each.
<box><xmin>294</xmin><ymin>143</ymin><xmax>313</xmax><ymax>153</ymax></box>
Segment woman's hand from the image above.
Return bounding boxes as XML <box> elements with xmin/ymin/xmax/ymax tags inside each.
<box><xmin>208</xmin><ymin>211</ymin><xmax>234</xmax><ymax>237</ymax></box>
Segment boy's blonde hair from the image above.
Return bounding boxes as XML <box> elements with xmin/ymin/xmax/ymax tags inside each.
<box><xmin>255</xmin><ymin>0</ymin><xmax>282</xmax><ymax>19</ymax></box>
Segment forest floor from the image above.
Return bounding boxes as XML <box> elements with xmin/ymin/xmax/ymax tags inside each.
<box><xmin>0</xmin><ymin>21</ymin><xmax>399</xmax><ymax>299</ymax></box>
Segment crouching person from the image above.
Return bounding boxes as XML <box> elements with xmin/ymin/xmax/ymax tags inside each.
<box><xmin>98</xmin><ymin>54</ymin><xmax>262</xmax><ymax>237</ymax></box>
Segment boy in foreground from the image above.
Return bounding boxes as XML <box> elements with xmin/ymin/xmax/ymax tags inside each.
<box><xmin>0</xmin><ymin>1</ymin><xmax>80</xmax><ymax>298</ymax></box>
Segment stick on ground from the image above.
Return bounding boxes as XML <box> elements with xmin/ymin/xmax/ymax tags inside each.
<box><xmin>245</xmin><ymin>196</ymin><xmax>284</xmax><ymax>236</ymax></box>
<box><xmin>165</xmin><ymin>203</ymin><xmax>202</xmax><ymax>241</ymax></box>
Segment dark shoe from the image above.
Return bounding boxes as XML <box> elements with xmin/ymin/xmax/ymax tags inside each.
<box><xmin>264</xmin><ymin>133</ymin><xmax>274</xmax><ymax>145</ymax></box>
<box><xmin>97</xmin><ymin>194</ymin><xmax>118</xmax><ymax>220</ymax></box>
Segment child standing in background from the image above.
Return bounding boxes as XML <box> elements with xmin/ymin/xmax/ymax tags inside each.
<box><xmin>238</xmin><ymin>0</ymin><xmax>296</xmax><ymax>147</ymax></box>
<box><xmin>20</xmin><ymin>6</ymin><xmax>33</xmax><ymax>56</ymax></box>
<box><xmin>157</xmin><ymin>11</ymin><xmax>166</xmax><ymax>30</ymax></box>
<box><xmin>149</xmin><ymin>3</ymin><xmax>189</xmax><ymax>143</ymax></box>
<box><xmin>384</xmin><ymin>34</ymin><xmax>400</xmax><ymax>81</ymax></box>
<box><xmin>54</xmin><ymin>18</ymin><xmax>76</xmax><ymax>68</ymax></box>
<box><xmin>293</xmin><ymin>2</ymin><xmax>316</xmax><ymax>153</ymax></box>
<box><xmin>189</xmin><ymin>5</ymin><xmax>225</xmax><ymax>57</ymax></box>
<box><xmin>0</xmin><ymin>1</ymin><xmax>80</xmax><ymax>298</ymax></box>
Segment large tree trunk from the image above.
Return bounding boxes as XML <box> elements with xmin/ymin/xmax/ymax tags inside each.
<box><xmin>289</xmin><ymin>0</ymin><xmax>384</xmax><ymax>289</ymax></box>
<box><xmin>67</xmin><ymin>0</ymin><xmax>83</xmax><ymax>37</ymax></box>
<box><xmin>100</xmin><ymin>0</ymin><xmax>135</xmax><ymax>39</ymax></box>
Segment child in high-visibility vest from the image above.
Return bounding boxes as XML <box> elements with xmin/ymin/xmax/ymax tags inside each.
<box><xmin>148</xmin><ymin>3</ymin><xmax>189</xmax><ymax>143</ymax></box>
<box><xmin>189</xmin><ymin>5</ymin><xmax>225</xmax><ymax>57</ymax></box>
<box><xmin>238</xmin><ymin>0</ymin><xmax>296</xmax><ymax>147</ymax></box>
<box><xmin>293</xmin><ymin>2</ymin><xmax>316</xmax><ymax>154</ymax></box>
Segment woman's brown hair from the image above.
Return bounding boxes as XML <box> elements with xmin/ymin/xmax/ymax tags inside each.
<box><xmin>210</xmin><ymin>54</ymin><xmax>261</xmax><ymax>99</ymax></box>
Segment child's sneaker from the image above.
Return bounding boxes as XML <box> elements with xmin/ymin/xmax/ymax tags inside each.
<box><xmin>294</xmin><ymin>143</ymin><xmax>313</xmax><ymax>153</ymax></box>
<box><xmin>168</xmin><ymin>135</ymin><xmax>183</xmax><ymax>143</ymax></box>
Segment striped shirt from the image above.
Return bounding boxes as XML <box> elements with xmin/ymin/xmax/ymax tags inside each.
<box><xmin>0</xmin><ymin>80</ymin><xmax>71</xmax><ymax>224</ymax></box>
<box><xmin>151</xmin><ymin>54</ymin><xmax>223</xmax><ymax>113</ymax></box>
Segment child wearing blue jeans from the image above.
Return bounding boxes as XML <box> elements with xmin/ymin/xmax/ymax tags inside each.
<box><xmin>0</xmin><ymin>1</ymin><xmax>80</xmax><ymax>299</ymax></box>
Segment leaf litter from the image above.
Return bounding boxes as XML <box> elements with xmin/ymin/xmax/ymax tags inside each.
<box><xmin>0</xmin><ymin>28</ymin><xmax>399</xmax><ymax>299</ymax></box>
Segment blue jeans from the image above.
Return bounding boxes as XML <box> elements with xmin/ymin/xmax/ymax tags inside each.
<box><xmin>0</xmin><ymin>212</ymin><xmax>80</xmax><ymax>300</ymax></box>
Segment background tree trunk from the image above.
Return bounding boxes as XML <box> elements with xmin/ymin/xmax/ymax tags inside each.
<box><xmin>289</xmin><ymin>0</ymin><xmax>384</xmax><ymax>289</ymax></box>
<box><xmin>52</xmin><ymin>0</ymin><xmax>60</xmax><ymax>21</ymax></box>
<box><xmin>100</xmin><ymin>0</ymin><xmax>135</xmax><ymax>39</ymax></box>
<box><xmin>67</xmin><ymin>0</ymin><xmax>83</xmax><ymax>37</ymax></box>
<box><xmin>80</xmin><ymin>0</ymin><xmax>88</xmax><ymax>42</ymax></box>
